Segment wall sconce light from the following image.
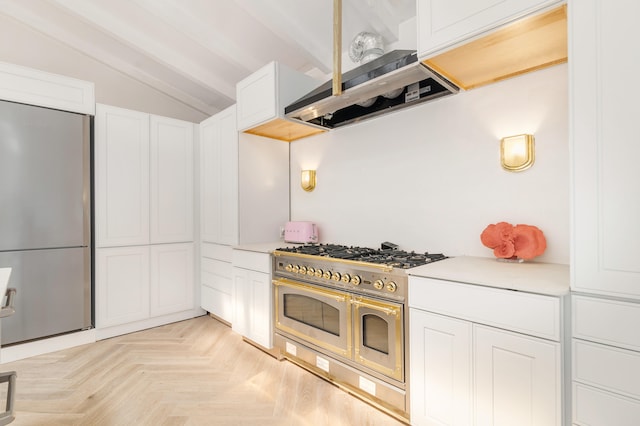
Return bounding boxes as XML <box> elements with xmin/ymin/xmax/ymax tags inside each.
<box><xmin>500</xmin><ymin>134</ymin><xmax>535</xmax><ymax>172</ymax></box>
<box><xmin>301</xmin><ymin>170</ymin><xmax>316</xmax><ymax>192</ymax></box>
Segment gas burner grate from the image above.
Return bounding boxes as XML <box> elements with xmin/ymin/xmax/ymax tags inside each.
<box><xmin>276</xmin><ymin>244</ymin><xmax>446</xmax><ymax>269</ymax></box>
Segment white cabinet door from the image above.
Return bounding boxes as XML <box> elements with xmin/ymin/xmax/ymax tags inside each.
<box><xmin>474</xmin><ymin>325</ymin><xmax>561</xmax><ymax>426</ymax></box>
<box><xmin>0</xmin><ymin>62</ymin><xmax>95</xmax><ymax>115</ymax></box>
<box><xmin>150</xmin><ymin>116</ymin><xmax>194</xmax><ymax>244</ymax></box>
<box><xmin>236</xmin><ymin>62</ymin><xmax>277</xmax><ymax>131</ymax></box>
<box><xmin>409</xmin><ymin>309</ymin><xmax>472</xmax><ymax>426</ymax></box>
<box><xmin>418</xmin><ymin>0</ymin><xmax>561</xmax><ymax>57</ymax></box>
<box><xmin>232</xmin><ymin>267</ymin><xmax>250</xmax><ymax>337</ymax></box>
<box><xmin>201</xmin><ymin>243</ymin><xmax>234</xmax><ymax>324</ymax></box>
<box><xmin>150</xmin><ymin>243</ymin><xmax>194</xmax><ymax>317</ymax></box>
<box><xmin>232</xmin><ymin>266</ymin><xmax>272</xmax><ymax>349</ymax></box>
<box><xmin>95</xmin><ymin>104</ymin><xmax>150</xmax><ymax>247</ymax></box>
<box><xmin>200</xmin><ymin>106</ymin><xmax>238</xmax><ymax>245</ymax></box>
<box><xmin>571</xmin><ymin>0</ymin><xmax>640</xmax><ymax>299</ymax></box>
<box><xmin>96</xmin><ymin>246</ymin><xmax>150</xmax><ymax>328</ymax></box>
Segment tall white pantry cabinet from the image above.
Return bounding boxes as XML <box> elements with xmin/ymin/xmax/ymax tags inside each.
<box><xmin>570</xmin><ymin>0</ymin><xmax>640</xmax><ymax>424</ymax></box>
<box><xmin>95</xmin><ymin>104</ymin><xmax>196</xmax><ymax>339</ymax></box>
<box><xmin>199</xmin><ymin>104</ymin><xmax>289</xmax><ymax>328</ymax></box>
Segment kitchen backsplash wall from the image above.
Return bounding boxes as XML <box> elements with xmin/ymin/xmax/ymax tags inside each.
<box><xmin>290</xmin><ymin>64</ymin><xmax>569</xmax><ymax>264</ymax></box>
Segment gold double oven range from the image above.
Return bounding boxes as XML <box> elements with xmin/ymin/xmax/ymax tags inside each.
<box><xmin>272</xmin><ymin>244</ymin><xmax>446</xmax><ymax>422</ymax></box>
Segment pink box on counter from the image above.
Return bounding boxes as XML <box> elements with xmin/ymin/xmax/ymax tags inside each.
<box><xmin>284</xmin><ymin>221</ymin><xmax>318</xmax><ymax>244</ymax></box>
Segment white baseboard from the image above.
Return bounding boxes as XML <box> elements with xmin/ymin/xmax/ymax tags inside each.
<box><xmin>95</xmin><ymin>310</ymin><xmax>203</xmax><ymax>340</ymax></box>
<box><xmin>0</xmin><ymin>329</ymin><xmax>97</xmax><ymax>364</ymax></box>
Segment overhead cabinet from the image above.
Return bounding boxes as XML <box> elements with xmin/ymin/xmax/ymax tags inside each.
<box><xmin>0</xmin><ymin>61</ymin><xmax>95</xmax><ymax>115</ymax></box>
<box><xmin>236</xmin><ymin>61</ymin><xmax>325</xmax><ymax>142</ymax></box>
<box><xmin>417</xmin><ymin>0</ymin><xmax>566</xmax><ymax>90</ymax></box>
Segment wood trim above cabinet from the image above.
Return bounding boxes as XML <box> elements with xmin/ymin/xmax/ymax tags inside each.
<box><xmin>244</xmin><ymin>117</ymin><xmax>325</xmax><ymax>142</ymax></box>
<box><xmin>424</xmin><ymin>5</ymin><xmax>567</xmax><ymax>90</ymax></box>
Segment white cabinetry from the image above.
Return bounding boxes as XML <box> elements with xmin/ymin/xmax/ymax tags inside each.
<box><xmin>409</xmin><ymin>276</ymin><xmax>562</xmax><ymax>426</ymax></box>
<box><xmin>198</xmin><ymin>106</ymin><xmax>288</xmax><ymax>324</ymax></box>
<box><xmin>417</xmin><ymin>0</ymin><xmax>562</xmax><ymax>57</ymax></box>
<box><xmin>474</xmin><ymin>325</ymin><xmax>560</xmax><ymax>426</ymax></box>
<box><xmin>236</xmin><ymin>61</ymin><xmax>324</xmax><ymax>142</ymax></box>
<box><xmin>200</xmin><ymin>105</ymin><xmax>238</xmax><ymax>245</ymax></box>
<box><xmin>150</xmin><ymin>243</ymin><xmax>194</xmax><ymax>317</ymax></box>
<box><xmin>95</xmin><ymin>104</ymin><xmax>197</xmax><ymax>338</ymax></box>
<box><xmin>410</xmin><ymin>310</ymin><xmax>472</xmax><ymax>426</ymax></box>
<box><xmin>570</xmin><ymin>3</ymin><xmax>640</xmax><ymax>421</ymax></box>
<box><xmin>96</xmin><ymin>246</ymin><xmax>150</xmax><ymax>328</ymax></box>
<box><xmin>96</xmin><ymin>105</ymin><xmax>150</xmax><ymax>247</ymax></box>
<box><xmin>570</xmin><ymin>0</ymin><xmax>640</xmax><ymax>300</ymax></box>
<box><xmin>200</xmin><ymin>243</ymin><xmax>234</xmax><ymax>324</ymax></box>
<box><xmin>96</xmin><ymin>104</ymin><xmax>194</xmax><ymax>248</ymax></box>
<box><xmin>232</xmin><ymin>248</ymin><xmax>273</xmax><ymax>349</ymax></box>
<box><xmin>0</xmin><ymin>61</ymin><xmax>95</xmax><ymax>114</ymax></box>
<box><xmin>150</xmin><ymin>115</ymin><xmax>194</xmax><ymax>244</ymax></box>
<box><xmin>571</xmin><ymin>295</ymin><xmax>640</xmax><ymax>425</ymax></box>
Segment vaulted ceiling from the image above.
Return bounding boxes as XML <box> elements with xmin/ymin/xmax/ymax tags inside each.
<box><xmin>1</xmin><ymin>0</ymin><xmax>415</xmax><ymax>118</ymax></box>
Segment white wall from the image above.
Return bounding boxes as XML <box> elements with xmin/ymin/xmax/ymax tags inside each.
<box><xmin>0</xmin><ymin>14</ymin><xmax>207</xmax><ymax>123</ymax></box>
<box><xmin>290</xmin><ymin>64</ymin><xmax>569</xmax><ymax>264</ymax></box>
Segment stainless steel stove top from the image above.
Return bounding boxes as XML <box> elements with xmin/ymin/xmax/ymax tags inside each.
<box><xmin>273</xmin><ymin>243</ymin><xmax>447</xmax><ymax>302</ymax></box>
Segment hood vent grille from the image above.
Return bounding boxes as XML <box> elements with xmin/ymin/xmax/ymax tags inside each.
<box><xmin>284</xmin><ymin>50</ymin><xmax>459</xmax><ymax>130</ymax></box>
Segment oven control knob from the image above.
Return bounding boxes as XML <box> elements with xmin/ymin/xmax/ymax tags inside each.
<box><xmin>315</xmin><ymin>268</ymin><xmax>323</xmax><ymax>277</ymax></box>
<box><xmin>341</xmin><ymin>273</ymin><xmax>351</xmax><ymax>283</ymax></box>
<box><xmin>307</xmin><ymin>267</ymin><xmax>315</xmax><ymax>276</ymax></box>
<box><xmin>292</xmin><ymin>265</ymin><xmax>300</xmax><ymax>273</ymax></box>
<box><xmin>285</xmin><ymin>264</ymin><xmax>293</xmax><ymax>272</ymax></box>
<box><xmin>332</xmin><ymin>272</ymin><xmax>341</xmax><ymax>281</ymax></box>
<box><xmin>323</xmin><ymin>270</ymin><xmax>331</xmax><ymax>279</ymax></box>
<box><xmin>373</xmin><ymin>279</ymin><xmax>384</xmax><ymax>290</ymax></box>
<box><xmin>299</xmin><ymin>266</ymin><xmax>307</xmax><ymax>274</ymax></box>
<box><xmin>350</xmin><ymin>275</ymin><xmax>362</xmax><ymax>285</ymax></box>
<box><xmin>386</xmin><ymin>281</ymin><xmax>398</xmax><ymax>292</ymax></box>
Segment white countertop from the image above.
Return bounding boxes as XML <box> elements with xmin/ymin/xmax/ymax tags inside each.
<box><xmin>408</xmin><ymin>256</ymin><xmax>570</xmax><ymax>296</ymax></box>
<box><xmin>232</xmin><ymin>241</ymin><xmax>305</xmax><ymax>254</ymax></box>
<box><xmin>232</xmin><ymin>241</ymin><xmax>286</xmax><ymax>254</ymax></box>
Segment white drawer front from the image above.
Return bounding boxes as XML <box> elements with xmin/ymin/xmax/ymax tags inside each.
<box><xmin>573</xmin><ymin>295</ymin><xmax>640</xmax><ymax>351</ymax></box>
<box><xmin>201</xmin><ymin>242</ymin><xmax>232</xmax><ymax>262</ymax></box>
<box><xmin>232</xmin><ymin>249</ymin><xmax>271</xmax><ymax>273</ymax></box>
<box><xmin>201</xmin><ymin>258</ymin><xmax>232</xmax><ymax>295</ymax></box>
<box><xmin>409</xmin><ymin>277</ymin><xmax>561</xmax><ymax>341</ymax></box>
<box><xmin>573</xmin><ymin>383</ymin><xmax>640</xmax><ymax>426</ymax></box>
<box><xmin>573</xmin><ymin>339</ymin><xmax>640</xmax><ymax>400</ymax></box>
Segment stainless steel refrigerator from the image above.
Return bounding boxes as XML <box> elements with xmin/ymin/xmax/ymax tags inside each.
<box><xmin>0</xmin><ymin>99</ymin><xmax>91</xmax><ymax>346</ymax></box>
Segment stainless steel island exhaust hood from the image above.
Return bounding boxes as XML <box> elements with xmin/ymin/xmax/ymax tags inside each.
<box><xmin>284</xmin><ymin>50</ymin><xmax>459</xmax><ymax>130</ymax></box>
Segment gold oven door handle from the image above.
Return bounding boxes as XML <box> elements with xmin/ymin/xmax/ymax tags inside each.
<box><xmin>351</xmin><ymin>298</ymin><xmax>399</xmax><ymax>317</ymax></box>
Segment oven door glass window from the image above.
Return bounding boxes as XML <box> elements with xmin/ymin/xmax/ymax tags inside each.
<box><xmin>274</xmin><ymin>278</ymin><xmax>351</xmax><ymax>358</ymax></box>
<box><xmin>353</xmin><ymin>296</ymin><xmax>403</xmax><ymax>381</ymax></box>
<box><xmin>284</xmin><ymin>294</ymin><xmax>340</xmax><ymax>336</ymax></box>
<box><xmin>362</xmin><ymin>314</ymin><xmax>389</xmax><ymax>354</ymax></box>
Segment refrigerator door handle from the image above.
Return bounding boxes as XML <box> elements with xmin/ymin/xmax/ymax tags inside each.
<box><xmin>0</xmin><ymin>288</ymin><xmax>17</xmax><ymax>318</ymax></box>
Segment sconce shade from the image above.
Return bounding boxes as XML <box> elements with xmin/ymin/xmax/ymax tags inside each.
<box><xmin>501</xmin><ymin>134</ymin><xmax>535</xmax><ymax>171</ymax></box>
<box><xmin>301</xmin><ymin>170</ymin><xmax>316</xmax><ymax>192</ymax></box>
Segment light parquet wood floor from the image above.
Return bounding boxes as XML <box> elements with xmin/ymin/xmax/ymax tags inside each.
<box><xmin>0</xmin><ymin>316</ymin><xmax>405</xmax><ymax>426</ymax></box>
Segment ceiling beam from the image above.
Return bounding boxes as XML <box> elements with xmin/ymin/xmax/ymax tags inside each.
<box><xmin>132</xmin><ymin>0</ymin><xmax>263</xmax><ymax>73</ymax></box>
<box><xmin>0</xmin><ymin>0</ymin><xmax>221</xmax><ymax>116</ymax></box>
<box><xmin>50</xmin><ymin>0</ymin><xmax>237</xmax><ymax>101</ymax></box>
